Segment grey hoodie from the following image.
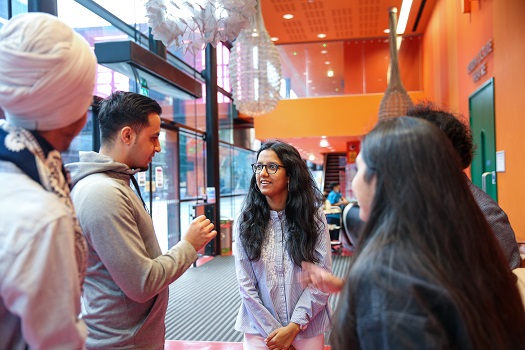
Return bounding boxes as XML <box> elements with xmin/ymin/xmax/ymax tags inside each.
<box><xmin>67</xmin><ymin>151</ymin><xmax>197</xmax><ymax>350</ymax></box>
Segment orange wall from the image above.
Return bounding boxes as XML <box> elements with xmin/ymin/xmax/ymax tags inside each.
<box><xmin>423</xmin><ymin>0</ymin><xmax>525</xmax><ymax>240</ymax></box>
<box><xmin>343</xmin><ymin>37</ymin><xmax>423</xmax><ymax>94</ymax></box>
<box><xmin>254</xmin><ymin>92</ymin><xmax>425</xmax><ymax>139</ymax></box>
<box><xmin>493</xmin><ymin>0</ymin><xmax>525</xmax><ymax>242</ymax></box>
<box><xmin>255</xmin><ymin>0</ymin><xmax>525</xmax><ymax>240</ymax></box>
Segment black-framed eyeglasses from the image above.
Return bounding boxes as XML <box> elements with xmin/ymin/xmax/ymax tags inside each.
<box><xmin>251</xmin><ymin>163</ymin><xmax>286</xmax><ymax>174</ymax></box>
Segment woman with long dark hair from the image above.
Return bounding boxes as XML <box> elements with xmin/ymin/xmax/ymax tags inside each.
<box><xmin>233</xmin><ymin>139</ymin><xmax>332</xmax><ymax>350</ymax></box>
<box><xmin>330</xmin><ymin>117</ymin><xmax>525</xmax><ymax>349</ymax></box>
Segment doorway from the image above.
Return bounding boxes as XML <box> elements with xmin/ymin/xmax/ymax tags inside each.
<box><xmin>469</xmin><ymin>78</ymin><xmax>497</xmax><ymax>201</ymax></box>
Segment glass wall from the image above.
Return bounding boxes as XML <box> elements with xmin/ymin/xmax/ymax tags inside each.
<box><xmin>8</xmin><ymin>0</ymin><xmax>256</xmax><ymax>255</ymax></box>
<box><xmin>277</xmin><ymin>36</ymin><xmax>422</xmax><ymax>98</ymax></box>
<box><xmin>218</xmin><ymin>143</ymin><xmax>252</xmax><ymax>221</ymax></box>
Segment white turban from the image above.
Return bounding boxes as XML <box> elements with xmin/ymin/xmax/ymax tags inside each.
<box><xmin>0</xmin><ymin>12</ymin><xmax>97</xmax><ymax>131</ymax></box>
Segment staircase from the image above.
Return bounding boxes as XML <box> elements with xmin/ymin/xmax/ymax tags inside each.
<box><xmin>322</xmin><ymin>152</ymin><xmax>346</xmax><ymax>193</ymax></box>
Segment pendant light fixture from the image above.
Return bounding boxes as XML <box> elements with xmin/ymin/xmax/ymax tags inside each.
<box><xmin>378</xmin><ymin>7</ymin><xmax>413</xmax><ymax>119</ymax></box>
<box><xmin>229</xmin><ymin>0</ymin><xmax>282</xmax><ymax>117</ymax></box>
<box><xmin>145</xmin><ymin>0</ymin><xmax>257</xmax><ymax>54</ymax></box>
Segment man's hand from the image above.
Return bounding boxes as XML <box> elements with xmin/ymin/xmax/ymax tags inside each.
<box><xmin>182</xmin><ymin>215</ymin><xmax>217</xmax><ymax>251</ymax></box>
<box><xmin>265</xmin><ymin>323</ymin><xmax>300</xmax><ymax>350</ymax></box>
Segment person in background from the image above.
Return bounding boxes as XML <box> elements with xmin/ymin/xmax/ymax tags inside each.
<box><xmin>0</xmin><ymin>12</ymin><xmax>97</xmax><ymax>349</ymax></box>
<box><xmin>329</xmin><ymin>117</ymin><xmax>525</xmax><ymax>349</ymax></box>
<box><xmin>327</xmin><ymin>182</ymin><xmax>349</xmax><ymax>209</ymax></box>
<box><xmin>407</xmin><ymin>101</ymin><xmax>521</xmax><ymax>269</ymax></box>
<box><xmin>325</xmin><ymin>182</ymin><xmax>349</xmax><ymax>245</ymax></box>
<box><xmin>233</xmin><ymin>139</ymin><xmax>332</xmax><ymax>350</ymax></box>
<box><xmin>66</xmin><ymin>91</ymin><xmax>217</xmax><ymax>349</ymax></box>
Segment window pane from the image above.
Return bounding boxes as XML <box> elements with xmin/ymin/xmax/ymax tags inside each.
<box><xmin>179</xmin><ymin>132</ymin><xmax>206</xmax><ymax>201</ymax></box>
<box><xmin>137</xmin><ymin>129</ymin><xmax>180</xmax><ymax>253</ymax></box>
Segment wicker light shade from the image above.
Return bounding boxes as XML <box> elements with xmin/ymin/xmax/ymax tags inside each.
<box><xmin>378</xmin><ymin>7</ymin><xmax>413</xmax><ymax>119</ymax></box>
<box><xmin>145</xmin><ymin>0</ymin><xmax>257</xmax><ymax>54</ymax></box>
<box><xmin>229</xmin><ymin>0</ymin><xmax>282</xmax><ymax>117</ymax></box>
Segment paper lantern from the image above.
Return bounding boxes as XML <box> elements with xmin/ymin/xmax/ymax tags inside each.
<box><xmin>145</xmin><ymin>0</ymin><xmax>257</xmax><ymax>54</ymax></box>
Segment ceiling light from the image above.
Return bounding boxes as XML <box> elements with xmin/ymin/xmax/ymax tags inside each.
<box><xmin>283</xmin><ymin>14</ymin><xmax>294</xmax><ymax>19</ymax></box>
<box><xmin>397</xmin><ymin>0</ymin><xmax>413</xmax><ymax>34</ymax></box>
<box><xmin>317</xmin><ymin>33</ymin><xmax>327</xmax><ymax>39</ymax></box>
<box><xmin>383</xmin><ymin>29</ymin><xmax>390</xmax><ymax>34</ymax></box>
<box><xmin>321</xmin><ymin>50</ymin><xmax>327</xmax><ymax>54</ymax></box>
<box><xmin>320</xmin><ymin>139</ymin><xmax>329</xmax><ymax>147</ymax></box>
<box><xmin>325</xmin><ymin>61</ymin><xmax>330</xmax><ymax>65</ymax></box>
<box><xmin>327</xmin><ymin>69</ymin><xmax>334</xmax><ymax>78</ymax></box>
<box><xmin>271</xmin><ymin>37</ymin><xmax>279</xmax><ymax>42</ymax></box>
<box><xmin>308</xmin><ymin>154</ymin><xmax>315</xmax><ymax>161</ymax></box>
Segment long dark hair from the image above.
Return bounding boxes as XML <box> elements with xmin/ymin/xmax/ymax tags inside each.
<box><xmin>238</xmin><ymin>139</ymin><xmax>325</xmax><ymax>266</ymax></box>
<box><xmin>331</xmin><ymin>117</ymin><xmax>525</xmax><ymax>349</ymax></box>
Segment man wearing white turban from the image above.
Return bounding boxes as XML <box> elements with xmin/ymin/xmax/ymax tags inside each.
<box><xmin>0</xmin><ymin>12</ymin><xmax>97</xmax><ymax>349</ymax></box>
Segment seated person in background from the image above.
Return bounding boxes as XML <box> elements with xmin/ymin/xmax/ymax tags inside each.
<box><xmin>326</xmin><ymin>182</ymin><xmax>348</xmax><ymax>242</ymax></box>
<box><xmin>327</xmin><ymin>182</ymin><xmax>349</xmax><ymax>209</ymax></box>
<box><xmin>407</xmin><ymin>101</ymin><xmax>521</xmax><ymax>269</ymax></box>
<box><xmin>325</xmin><ymin>117</ymin><xmax>525</xmax><ymax>349</ymax></box>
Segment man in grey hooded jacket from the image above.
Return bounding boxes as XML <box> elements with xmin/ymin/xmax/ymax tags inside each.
<box><xmin>66</xmin><ymin>91</ymin><xmax>217</xmax><ymax>349</ymax></box>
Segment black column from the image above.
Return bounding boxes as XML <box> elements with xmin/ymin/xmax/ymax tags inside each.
<box><xmin>204</xmin><ymin>44</ymin><xmax>221</xmax><ymax>255</ymax></box>
<box><xmin>28</xmin><ymin>0</ymin><xmax>57</xmax><ymax>15</ymax></box>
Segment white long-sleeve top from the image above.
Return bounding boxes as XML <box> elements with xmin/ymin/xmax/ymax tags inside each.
<box><xmin>233</xmin><ymin>209</ymin><xmax>333</xmax><ymax>340</ymax></box>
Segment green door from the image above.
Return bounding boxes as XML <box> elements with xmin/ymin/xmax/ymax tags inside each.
<box><xmin>469</xmin><ymin>78</ymin><xmax>497</xmax><ymax>201</ymax></box>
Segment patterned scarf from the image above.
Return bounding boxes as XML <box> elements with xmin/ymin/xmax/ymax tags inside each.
<box><xmin>0</xmin><ymin>120</ymin><xmax>87</xmax><ymax>290</ymax></box>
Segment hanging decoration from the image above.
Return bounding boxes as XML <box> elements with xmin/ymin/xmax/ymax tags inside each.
<box><xmin>229</xmin><ymin>0</ymin><xmax>281</xmax><ymax>117</ymax></box>
<box><xmin>378</xmin><ymin>7</ymin><xmax>413</xmax><ymax>119</ymax></box>
<box><xmin>144</xmin><ymin>0</ymin><xmax>257</xmax><ymax>54</ymax></box>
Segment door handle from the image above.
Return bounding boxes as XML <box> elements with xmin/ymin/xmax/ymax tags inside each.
<box><xmin>481</xmin><ymin>171</ymin><xmax>495</xmax><ymax>193</ymax></box>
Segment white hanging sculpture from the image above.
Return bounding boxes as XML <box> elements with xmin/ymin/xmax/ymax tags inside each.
<box><xmin>229</xmin><ymin>0</ymin><xmax>282</xmax><ymax>117</ymax></box>
<box><xmin>144</xmin><ymin>0</ymin><xmax>257</xmax><ymax>54</ymax></box>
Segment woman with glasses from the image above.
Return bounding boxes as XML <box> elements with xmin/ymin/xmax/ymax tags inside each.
<box><xmin>233</xmin><ymin>139</ymin><xmax>332</xmax><ymax>350</ymax></box>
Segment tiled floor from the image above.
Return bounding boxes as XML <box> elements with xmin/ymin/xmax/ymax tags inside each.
<box><xmin>165</xmin><ymin>340</ymin><xmax>332</xmax><ymax>349</ymax></box>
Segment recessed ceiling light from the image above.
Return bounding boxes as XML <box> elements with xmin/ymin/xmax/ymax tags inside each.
<box><xmin>308</xmin><ymin>154</ymin><xmax>315</xmax><ymax>161</ymax></box>
<box><xmin>307</xmin><ymin>79</ymin><xmax>313</xmax><ymax>83</ymax></box>
<box><xmin>317</xmin><ymin>33</ymin><xmax>327</xmax><ymax>39</ymax></box>
<box><xmin>325</xmin><ymin>61</ymin><xmax>330</xmax><ymax>65</ymax></box>
<box><xmin>327</xmin><ymin>69</ymin><xmax>334</xmax><ymax>77</ymax></box>
<box><xmin>271</xmin><ymin>37</ymin><xmax>279</xmax><ymax>42</ymax></box>
<box><xmin>283</xmin><ymin>14</ymin><xmax>294</xmax><ymax>20</ymax></box>
<box><xmin>384</xmin><ymin>29</ymin><xmax>390</xmax><ymax>34</ymax></box>
<box><xmin>321</xmin><ymin>50</ymin><xmax>328</xmax><ymax>54</ymax></box>
<box><xmin>320</xmin><ymin>139</ymin><xmax>329</xmax><ymax>147</ymax></box>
